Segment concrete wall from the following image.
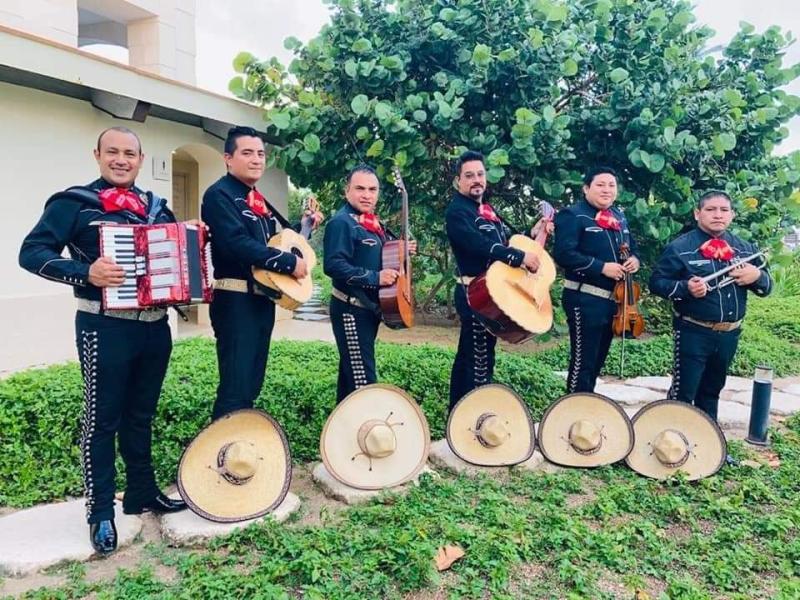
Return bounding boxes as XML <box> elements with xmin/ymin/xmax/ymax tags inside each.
<box><xmin>0</xmin><ymin>81</ymin><xmax>288</xmax><ymax>374</ymax></box>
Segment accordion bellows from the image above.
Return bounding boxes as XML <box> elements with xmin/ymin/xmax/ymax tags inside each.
<box><xmin>99</xmin><ymin>223</ymin><xmax>212</xmax><ymax>309</ymax></box>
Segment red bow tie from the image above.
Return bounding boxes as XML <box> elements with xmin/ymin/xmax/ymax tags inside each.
<box><xmin>478</xmin><ymin>202</ymin><xmax>500</xmax><ymax>222</ymax></box>
<box><xmin>246</xmin><ymin>189</ymin><xmax>271</xmax><ymax>217</ymax></box>
<box><xmin>595</xmin><ymin>209</ymin><xmax>621</xmax><ymax>231</ymax></box>
<box><xmin>699</xmin><ymin>238</ymin><xmax>734</xmax><ymax>261</ymax></box>
<box><xmin>358</xmin><ymin>212</ymin><xmax>384</xmax><ymax>237</ymax></box>
<box><xmin>99</xmin><ymin>187</ymin><xmax>145</xmax><ymax>218</ymax></box>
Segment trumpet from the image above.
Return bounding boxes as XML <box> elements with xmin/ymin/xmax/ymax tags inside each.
<box><xmin>700</xmin><ymin>251</ymin><xmax>768</xmax><ymax>291</ymax></box>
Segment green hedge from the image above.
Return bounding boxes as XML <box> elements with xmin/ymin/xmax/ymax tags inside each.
<box><xmin>1</xmin><ymin>295</ymin><xmax>797</xmax><ymax>508</ymax></box>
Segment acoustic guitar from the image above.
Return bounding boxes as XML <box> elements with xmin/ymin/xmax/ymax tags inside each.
<box><xmin>251</xmin><ymin>196</ymin><xmax>320</xmax><ymax>311</ymax></box>
<box><xmin>466</xmin><ymin>201</ymin><xmax>556</xmax><ymax>343</ymax></box>
<box><xmin>379</xmin><ymin>168</ymin><xmax>414</xmax><ymax>329</ymax></box>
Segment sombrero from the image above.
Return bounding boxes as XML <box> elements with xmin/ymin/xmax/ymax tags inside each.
<box><xmin>177</xmin><ymin>409</ymin><xmax>292</xmax><ymax>522</ymax></box>
<box><xmin>446</xmin><ymin>384</ymin><xmax>536</xmax><ymax>466</ymax></box>
<box><xmin>538</xmin><ymin>392</ymin><xmax>634</xmax><ymax>467</ymax></box>
<box><xmin>626</xmin><ymin>400</ymin><xmax>726</xmax><ymax>480</ymax></box>
<box><xmin>320</xmin><ymin>384</ymin><xmax>430</xmax><ymax>490</ymax></box>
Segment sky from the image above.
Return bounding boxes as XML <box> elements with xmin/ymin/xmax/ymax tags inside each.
<box><xmin>194</xmin><ymin>0</ymin><xmax>799</xmax><ymax>150</ymax></box>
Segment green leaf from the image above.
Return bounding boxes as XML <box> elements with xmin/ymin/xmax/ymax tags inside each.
<box><xmin>527</xmin><ymin>28</ymin><xmax>544</xmax><ymax>49</ymax></box>
<box><xmin>723</xmin><ymin>88</ymin><xmax>745</xmax><ymax>107</ymax></box>
<box><xmin>298</xmin><ymin>150</ymin><xmax>315</xmax><ymax>164</ymax></box>
<box><xmin>356</xmin><ymin>126</ymin><xmax>370</xmax><ymax>140</ymax></box>
<box><xmin>663</xmin><ymin>126</ymin><xmax>675</xmax><ymax>144</ymax></box>
<box><xmin>380</xmin><ymin>55</ymin><xmax>404</xmax><ymax>71</ymax></box>
<box><xmin>266</xmin><ymin>109</ymin><xmax>291</xmax><ymax>130</ymax></box>
<box><xmin>719</xmin><ymin>132</ymin><xmax>737</xmax><ymax>151</ymax></box>
<box><xmin>228</xmin><ymin>77</ymin><xmax>245</xmax><ymax>96</ymax></box>
<box><xmin>561</xmin><ymin>58</ymin><xmax>578</xmax><ymax>77</ymax></box>
<box><xmin>412</xmin><ymin>110</ymin><xmax>428</xmax><ymax>122</ymax></box>
<box><xmin>394</xmin><ymin>150</ymin><xmax>408</xmax><ymax>168</ymax></box>
<box><xmin>546</xmin><ymin>4</ymin><xmax>568</xmax><ymax>22</ymax></box>
<box><xmin>646</xmin><ymin>153</ymin><xmax>666</xmax><ymax>173</ymax></box>
<box><xmin>344</xmin><ymin>60</ymin><xmax>357</xmax><ymax>78</ymax></box>
<box><xmin>303</xmin><ymin>133</ymin><xmax>321</xmax><ymax>154</ymax></box>
<box><xmin>543</xmin><ymin>106</ymin><xmax>556</xmax><ymax>122</ymax></box>
<box><xmin>439</xmin><ymin>7</ymin><xmax>457</xmax><ymax>21</ymax></box>
<box><xmin>498</xmin><ymin>48</ymin><xmax>517</xmax><ymax>62</ymax></box>
<box><xmin>609</xmin><ymin>67</ymin><xmax>629</xmax><ymax>83</ymax></box>
<box><xmin>487</xmin><ymin>166</ymin><xmax>505</xmax><ymax>182</ymax></box>
<box><xmin>487</xmin><ymin>148</ymin><xmax>510</xmax><ymax>166</ymax></box>
<box><xmin>283</xmin><ymin>36</ymin><xmax>302</xmax><ymax>51</ymax></box>
<box><xmin>351</xmin><ymin>94</ymin><xmax>369</xmax><ymax>116</ymax></box>
<box><xmin>366</xmin><ymin>139</ymin><xmax>385</xmax><ymax>158</ymax></box>
<box><xmin>374</xmin><ymin>102</ymin><xmax>393</xmax><ymax>122</ymax></box>
<box><xmin>472</xmin><ymin>44</ymin><xmax>493</xmax><ymax>67</ymax></box>
<box><xmin>351</xmin><ymin>38</ymin><xmax>373</xmax><ymax>53</ymax></box>
<box><xmin>232</xmin><ymin>52</ymin><xmax>255</xmax><ymax>73</ymax></box>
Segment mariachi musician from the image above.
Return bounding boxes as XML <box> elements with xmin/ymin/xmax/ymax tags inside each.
<box><xmin>552</xmin><ymin>166</ymin><xmax>640</xmax><ymax>394</ymax></box>
<box><xmin>649</xmin><ymin>190</ymin><xmax>771</xmax><ymax>424</ymax></box>
<box><xmin>444</xmin><ymin>150</ymin><xmax>541</xmax><ymax>410</ymax></box>
<box><xmin>18</xmin><ymin>127</ymin><xmax>188</xmax><ymax>556</ymax></box>
<box><xmin>201</xmin><ymin>126</ymin><xmax>323</xmax><ymax>420</ymax></box>
<box><xmin>324</xmin><ymin>164</ymin><xmax>416</xmax><ymax>402</ymax></box>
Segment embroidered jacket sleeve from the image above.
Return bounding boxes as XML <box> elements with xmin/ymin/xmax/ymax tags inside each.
<box><xmin>446</xmin><ymin>207</ymin><xmax>524</xmax><ymax>267</ymax></box>
<box><xmin>201</xmin><ymin>189</ymin><xmax>296</xmax><ymax>274</ymax></box>
<box><xmin>648</xmin><ymin>242</ymin><xmax>689</xmax><ymax>301</ymax></box>
<box><xmin>323</xmin><ymin>217</ymin><xmax>380</xmax><ymax>289</ymax></box>
<box><xmin>552</xmin><ymin>208</ymin><xmax>605</xmax><ymax>277</ymax></box>
<box><xmin>18</xmin><ymin>198</ymin><xmax>90</xmax><ymax>287</ymax></box>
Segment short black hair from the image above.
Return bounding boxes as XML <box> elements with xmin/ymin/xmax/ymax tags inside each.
<box><xmin>583</xmin><ymin>165</ymin><xmax>618</xmax><ymax>186</ymax></box>
<box><xmin>224</xmin><ymin>126</ymin><xmax>262</xmax><ymax>155</ymax></box>
<box><xmin>697</xmin><ymin>190</ymin><xmax>733</xmax><ymax>209</ymax></box>
<box><xmin>454</xmin><ymin>150</ymin><xmax>485</xmax><ymax>177</ymax></box>
<box><xmin>345</xmin><ymin>163</ymin><xmax>378</xmax><ymax>185</ymax></box>
<box><xmin>96</xmin><ymin>126</ymin><xmax>142</xmax><ymax>153</ymax></box>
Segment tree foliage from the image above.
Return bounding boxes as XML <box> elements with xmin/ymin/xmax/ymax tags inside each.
<box><xmin>231</xmin><ymin>0</ymin><xmax>800</xmax><ymax>279</ymax></box>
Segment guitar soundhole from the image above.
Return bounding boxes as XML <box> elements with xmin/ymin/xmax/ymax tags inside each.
<box><xmin>291</xmin><ymin>247</ymin><xmax>304</xmax><ymax>259</ymax></box>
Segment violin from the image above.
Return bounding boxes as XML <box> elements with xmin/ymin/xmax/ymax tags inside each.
<box><xmin>612</xmin><ymin>243</ymin><xmax>645</xmax><ymax>339</ymax></box>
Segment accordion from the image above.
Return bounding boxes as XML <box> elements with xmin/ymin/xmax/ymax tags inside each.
<box><xmin>99</xmin><ymin>223</ymin><xmax>213</xmax><ymax>310</ymax></box>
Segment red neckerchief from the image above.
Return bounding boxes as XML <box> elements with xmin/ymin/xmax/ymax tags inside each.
<box><xmin>358</xmin><ymin>212</ymin><xmax>384</xmax><ymax>237</ymax></box>
<box><xmin>478</xmin><ymin>202</ymin><xmax>501</xmax><ymax>222</ymax></box>
<box><xmin>699</xmin><ymin>238</ymin><xmax>734</xmax><ymax>261</ymax></box>
<box><xmin>99</xmin><ymin>187</ymin><xmax>146</xmax><ymax>218</ymax></box>
<box><xmin>595</xmin><ymin>209</ymin><xmax>621</xmax><ymax>231</ymax></box>
<box><xmin>246</xmin><ymin>189</ymin><xmax>271</xmax><ymax>217</ymax></box>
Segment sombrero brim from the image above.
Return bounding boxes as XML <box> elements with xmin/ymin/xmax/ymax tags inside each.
<box><xmin>320</xmin><ymin>384</ymin><xmax>430</xmax><ymax>490</ymax></box>
<box><xmin>177</xmin><ymin>409</ymin><xmax>292</xmax><ymax>523</ymax></box>
<box><xmin>626</xmin><ymin>400</ymin><xmax>726</xmax><ymax>481</ymax></box>
<box><xmin>538</xmin><ymin>392</ymin><xmax>634</xmax><ymax>467</ymax></box>
<box><xmin>446</xmin><ymin>384</ymin><xmax>536</xmax><ymax>466</ymax></box>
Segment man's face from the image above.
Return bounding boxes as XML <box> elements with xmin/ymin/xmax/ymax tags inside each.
<box><xmin>456</xmin><ymin>160</ymin><xmax>487</xmax><ymax>201</ymax></box>
<box><xmin>583</xmin><ymin>172</ymin><xmax>618</xmax><ymax>210</ymax></box>
<box><xmin>93</xmin><ymin>130</ymin><xmax>143</xmax><ymax>188</ymax></box>
<box><xmin>345</xmin><ymin>171</ymin><xmax>380</xmax><ymax>213</ymax></box>
<box><xmin>695</xmin><ymin>195</ymin><xmax>734</xmax><ymax>236</ymax></box>
<box><xmin>225</xmin><ymin>135</ymin><xmax>265</xmax><ymax>186</ymax></box>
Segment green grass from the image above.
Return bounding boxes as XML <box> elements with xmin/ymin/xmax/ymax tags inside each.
<box><xmin>7</xmin><ymin>415</ymin><xmax>800</xmax><ymax>599</ymax></box>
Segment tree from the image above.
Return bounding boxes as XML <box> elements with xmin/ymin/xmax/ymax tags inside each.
<box><xmin>230</xmin><ymin>0</ymin><xmax>800</xmax><ymax>290</ymax></box>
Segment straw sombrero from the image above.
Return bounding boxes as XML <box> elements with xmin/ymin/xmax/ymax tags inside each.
<box><xmin>626</xmin><ymin>401</ymin><xmax>726</xmax><ymax>481</ymax></box>
<box><xmin>446</xmin><ymin>384</ymin><xmax>536</xmax><ymax>466</ymax></box>
<box><xmin>177</xmin><ymin>409</ymin><xmax>292</xmax><ymax>523</ymax></box>
<box><xmin>538</xmin><ymin>393</ymin><xmax>634</xmax><ymax>468</ymax></box>
<box><xmin>320</xmin><ymin>384</ymin><xmax>430</xmax><ymax>490</ymax></box>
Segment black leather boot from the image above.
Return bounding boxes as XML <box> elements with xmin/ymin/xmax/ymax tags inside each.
<box><xmin>124</xmin><ymin>492</ymin><xmax>187</xmax><ymax>515</ymax></box>
<box><xmin>90</xmin><ymin>519</ymin><xmax>117</xmax><ymax>555</ymax></box>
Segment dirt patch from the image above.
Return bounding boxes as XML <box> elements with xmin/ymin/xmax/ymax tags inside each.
<box><xmin>378</xmin><ymin>323</ymin><xmax>561</xmax><ymax>354</ymax></box>
<box><xmin>287</xmin><ymin>464</ymin><xmax>346</xmax><ymax>528</ymax></box>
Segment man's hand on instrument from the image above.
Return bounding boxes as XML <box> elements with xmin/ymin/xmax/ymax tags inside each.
<box><xmin>302</xmin><ymin>210</ymin><xmax>324</xmax><ymax>231</ymax></box>
<box><xmin>408</xmin><ymin>240</ymin><xmax>418</xmax><ymax>255</ymax></box>
<box><xmin>622</xmin><ymin>255</ymin><xmax>640</xmax><ymax>274</ymax></box>
<box><xmin>522</xmin><ymin>252</ymin><xmax>541</xmax><ymax>273</ymax></box>
<box><xmin>529</xmin><ymin>219</ymin><xmax>554</xmax><ymax>238</ymax></box>
<box><xmin>292</xmin><ymin>258</ymin><xmax>309</xmax><ymax>279</ymax></box>
<box><xmin>379</xmin><ymin>268</ymin><xmax>400</xmax><ymax>286</ymax></box>
<box><xmin>602</xmin><ymin>262</ymin><xmax>626</xmax><ymax>281</ymax></box>
<box><xmin>184</xmin><ymin>219</ymin><xmax>210</xmax><ymax>236</ymax></box>
<box><xmin>730</xmin><ymin>263</ymin><xmax>761</xmax><ymax>286</ymax></box>
<box><xmin>88</xmin><ymin>256</ymin><xmax>126</xmax><ymax>288</ymax></box>
<box><xmin>687</xmin><ymin>276</ymin><xmax>708</xmax><ymax>298</ymax></box>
